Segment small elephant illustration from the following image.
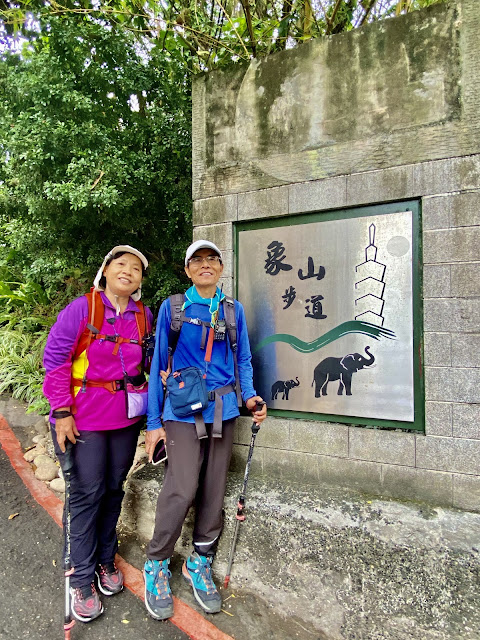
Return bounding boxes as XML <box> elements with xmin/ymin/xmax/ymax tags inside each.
<box><xmin>271</xmin><ymin>377</ymin><xmax>300</xmax><ymax>400</ymax></box>
<box><xmin>312</xmin><ymin>347</ymin><xmax>375</xmax><ymax>397</ymax></box>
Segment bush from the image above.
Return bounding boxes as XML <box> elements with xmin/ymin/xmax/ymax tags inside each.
<box><xmin>0</xmin><ymin>327</ymin><xmax>50</xmax><ymax>414</ymax></box>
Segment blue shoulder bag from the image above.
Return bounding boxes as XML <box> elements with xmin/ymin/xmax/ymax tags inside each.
<box><xmin>166</xmin><ymin>367</ymin><xmax>209</xmax><ymax>418</ymax></box>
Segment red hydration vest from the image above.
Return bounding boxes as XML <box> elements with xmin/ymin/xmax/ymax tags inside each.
<box><xmin>71</xmin><ymin>289</ymin><xmax>150</xmax><ymax>396</ymax></box>
<box><xmin>74</xmin><ymin>289</ymin><xmax>149</xmax><ymax>360</ymax></box>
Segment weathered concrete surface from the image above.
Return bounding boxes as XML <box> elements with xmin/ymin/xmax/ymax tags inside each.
<box><xmin>122</xmin><ymin>462</ymin><xmax>480</xmax><ymax>640</ymax></box>
<box><xmin>193</xmin><ymin>0</ymin><xmax>480</xmax><ymax>198</ymax></box>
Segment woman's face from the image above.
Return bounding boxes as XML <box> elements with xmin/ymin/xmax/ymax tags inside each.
<box><xmin>103</xmin><ymin>253</ymin><xmax>143</xmax><ymax>298</ymax></box>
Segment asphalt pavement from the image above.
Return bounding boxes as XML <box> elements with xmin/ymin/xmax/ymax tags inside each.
<box><xmin>0</xmin><ymin>446</ymin><xmax>189</xmax><ymax>640</ymax></box>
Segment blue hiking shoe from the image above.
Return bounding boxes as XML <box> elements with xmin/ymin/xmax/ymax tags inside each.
<box><xmin>182</xmin><ymin>552</ymin><xmax>222</xmax><ymax>614</ymax></box>
<box><xmin>144</xmin><ymin>559</ymin><xmax>174</xmax><ymax>620</ymax></box>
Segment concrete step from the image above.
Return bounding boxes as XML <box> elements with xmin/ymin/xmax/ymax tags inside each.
<box><xmin>121</xmin><ymin>459</ymin><xmax>480</xmax><ymax>640</ymax></box>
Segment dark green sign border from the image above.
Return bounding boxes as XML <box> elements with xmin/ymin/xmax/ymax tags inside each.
<box><xmin>235</xmin><ymin>200</ymin><xmax>424</xmax><ymax>432</ymax></box>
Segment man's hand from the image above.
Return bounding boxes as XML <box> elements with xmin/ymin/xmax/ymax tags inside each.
<box><xmin>160</xmin><ymin>366</ymin><xmax>171</xmax><ymax>388</ymax></box>
<box><xmin>145</xmin><ymin>426</ymin><xmax>167</xmax><ymax>462</ymax></box>
<box><xmin>245</xmin><ymin>396</ymin><xmax>267</xmax><ymax>425</ymax></box>
<box><xmin>55</xmin><ymin>416</ymin><xmax>80</xmax><ymax>453</ymax></box>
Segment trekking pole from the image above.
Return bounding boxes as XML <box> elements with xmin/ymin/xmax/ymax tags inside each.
<box><xmin>62</xmin><ymin>441</ymin><xmax>75</xmax><ymax>640</ymax></box>
<box><xmin>224</xmin><ymin>402</ymin><xmax>265</xmax><ymax>589</ymax></box>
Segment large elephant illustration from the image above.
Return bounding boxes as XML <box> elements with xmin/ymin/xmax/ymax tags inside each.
<box><xmin>312</xmin><ymin>347</ymin><xmax>375</xmax><ymax>397</ymax></box>
<box><xmin>271</xmin><ymin>377</ymin><xmax>300</xmax><ymax>400</ymax></box>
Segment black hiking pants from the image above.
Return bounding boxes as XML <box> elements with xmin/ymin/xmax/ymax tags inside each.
<box><xmin>52</xmin><ymin>421</ymin><xmax>141</xmax><ymax>587</ymax></box>
<box><xmin>147</xmin><ymin>418</ymin><xmax>235</xmax><ymax>560</ymax></box>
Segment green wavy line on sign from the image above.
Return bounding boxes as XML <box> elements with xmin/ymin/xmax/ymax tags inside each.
<box><xmin>253</xmin><ymin>321</ymin><xmax>396</xmax><ymax>354</ymax></box>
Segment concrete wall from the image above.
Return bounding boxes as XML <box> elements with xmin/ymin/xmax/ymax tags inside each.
<box><xmin>191</xmin><ymin>0</ymin><xmax>480</xmax><ymax>511</ymax></box>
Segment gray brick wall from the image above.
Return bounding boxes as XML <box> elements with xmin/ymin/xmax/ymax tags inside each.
<box><xmin>193</xmin><ymin>156</ymin><xmax>480</xmax><ymax>512</ymax></box>
<box><xmin>192</xmin><ymin>0</ymin><xmax>480</xmax><ymax>511</ymax></box>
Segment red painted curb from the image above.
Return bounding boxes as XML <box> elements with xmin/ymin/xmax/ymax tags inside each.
<box><xmin>0</xmin><ymin>415</ymin><xmax>63</xmax><ymax>527</ymax></box>
<box><xmin>0</xmin><ymin>413</ymin><xmax>233</xmax><ymax>640</ymax></box>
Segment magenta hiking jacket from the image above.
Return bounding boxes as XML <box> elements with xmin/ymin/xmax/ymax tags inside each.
<box><xmin>43</xmin><ymin>292</ymin><xmax>153</xmax><ymax>431</ymax></box>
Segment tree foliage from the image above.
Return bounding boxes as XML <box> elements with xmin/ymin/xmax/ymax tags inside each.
<box><xmin>0</xmin><ymin>16</ymin><xmax>192</xmax><ymax>307</ymax></box>
<box><xmin>0</xmin><ymin>15</ymin><xmax>193</xmax><ymax>408</ymax></box>
<box><xmin>1</xmin><ymin>0</ymin><xmax>446</xmax><ymax>72</ymax></box>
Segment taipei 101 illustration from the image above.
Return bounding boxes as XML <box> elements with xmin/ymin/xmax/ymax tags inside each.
<box><xmin>354</xmin><ymin>224</ymin><xmax>386</xmax><ymax>327</ymax></box>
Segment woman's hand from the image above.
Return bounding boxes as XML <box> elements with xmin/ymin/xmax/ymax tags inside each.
<box><xmin>160</xmin><ymin>366</ymin><xmax>171</xmax><ymax>388</ymax></box>
<box><xmin>145</xmin><ymin>426</ymin><xmax>167</xmax><ymax>462</ymax></box>
<box><xmin>245</xmin><ymin>396</ymin><xmax>267</xmax><ymax>425</ymax></box>
<box><xmin>55</xmin><ymin>416</ymin><xmax>80</xmax><ymax>453</ymax></box>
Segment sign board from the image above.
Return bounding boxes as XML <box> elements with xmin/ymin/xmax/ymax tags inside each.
<box><xmin>237</xmin><ymin>202</ymin><xmax>423</xmax><ymax>428</ymax></box>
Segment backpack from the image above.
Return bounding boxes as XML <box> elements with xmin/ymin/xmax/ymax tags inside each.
<box><xmin>74</xmin><ymin>288</ymin><xmax>150</xmax><ymax>360</ymax></box>
<box><xmin>167</xmin><ymin>293</ymin><xmax>242</xmax><ymax>407</ymax></box>
<box><xmin>70</xmin><ymin>289</ymin><xmax>152</xmax><ymax>405</ymax></box>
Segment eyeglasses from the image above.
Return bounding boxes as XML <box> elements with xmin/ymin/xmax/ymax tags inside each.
<box><xmin>188</xmin><ymin>255</ymin><xmax>222</xmax><ymax>266</ymax></box>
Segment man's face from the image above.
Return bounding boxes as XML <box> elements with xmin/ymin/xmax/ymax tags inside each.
<box><xmin>185</xmin><ymin>248</ymin><xmax>224</xmax><ymax>289</ymax></box>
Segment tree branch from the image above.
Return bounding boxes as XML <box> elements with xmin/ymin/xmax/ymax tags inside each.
<box><xmin>359</xmin><ymin>0</ymin><xmax>377</xmax><ymax>26</ymax></box>
<box><xmin>325</xmin><ymin>0</ymin><xmax>343</xmax><ymax>35</ymax></box>
<box><xmin>240</xmin><ymin>0</ymin><xmax>257</xmax><ymax>57</ymax></box>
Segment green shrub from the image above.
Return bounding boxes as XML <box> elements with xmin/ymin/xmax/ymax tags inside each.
<box><xmin>0</xmin><ymin>327</ymin><xmax>49</xmax><ymax>414</ymax></box>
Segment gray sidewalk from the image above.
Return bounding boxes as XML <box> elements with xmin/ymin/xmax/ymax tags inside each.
<box><xmin>0</xmin><ymin>444</ymin><xmax>188</xmax><ymax>640</ymax></box>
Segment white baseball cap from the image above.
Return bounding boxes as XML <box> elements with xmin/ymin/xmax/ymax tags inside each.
<box><xmin>108</xmin><ymin>245</ymin><xmax>148</xmax><ymax>269</ymax></box>
<box><xmin>94</xmin><ymin>245</ymin><xmax>148</xmax><ymax>302</ymax></box>
<box><xmin>185</xmin><ymin>240</ymin><xmax>222</xmax><ymax>266</ymax></box>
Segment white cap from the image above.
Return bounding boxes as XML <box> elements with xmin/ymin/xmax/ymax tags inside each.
<box><xmin>93</xmin><ymin>245</ymin><xmax>148</xmax><ymax>302</ymax></box>
<box><xmin>108</xmin><ymin>245</ymin><xmax>148</xmax><ymax>269</ymax></box>
<box><xmin>185</xmin><ymin>240</ymin><xmax>222</xmax><ymax>266</ymax></box>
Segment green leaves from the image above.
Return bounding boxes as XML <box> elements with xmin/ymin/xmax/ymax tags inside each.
<box><xmin>1</xmin><ymin>15</ymin><xmax>192</xmax><ymax>309</ymax></box>
<box><xmin>0</xmin><ymin>327</ymin><xmax>50</xmax><ymax>414</ymax></box>
<box><xmin>0</xmin><ymin>18</ymin><xmax>192</xmax><ymax>409</ymax></box>
<box><xmin>0</xmin><ymin>0</ymin><xmax>447</xmax><ymax>71</ymax></box>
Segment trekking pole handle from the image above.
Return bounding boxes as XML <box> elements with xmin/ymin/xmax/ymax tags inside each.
<box><xmin>63</xmin><ymin>439</ymin><xmax>74</xmax><ymax>474</ymax></box>
<box><xmin>252</xmin><ymin>401</ymin><xmax>265</xmax><ymax>433</ymax></box>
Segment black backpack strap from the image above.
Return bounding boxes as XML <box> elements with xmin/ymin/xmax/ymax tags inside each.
<box><xmin>223</xmin><ymin>296</ymin><xmax>242</xmax><ymax>407</ymax></box>
<box><xmin>168</xmin><ymin>293</ymin><xmax>186</xmax><ymax>365</ymax></box>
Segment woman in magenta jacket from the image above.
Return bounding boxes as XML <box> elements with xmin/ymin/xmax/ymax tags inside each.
<box><xmin>43</xmin><ymin>245</ymin><xmax>153</xmax><ymax>623</ymax></box>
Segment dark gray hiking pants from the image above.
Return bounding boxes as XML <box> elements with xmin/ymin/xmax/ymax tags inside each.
<box><xmin>147</xmin><ymin>418</ymin><xmax>235</xmax><ymax>560</ymax></box>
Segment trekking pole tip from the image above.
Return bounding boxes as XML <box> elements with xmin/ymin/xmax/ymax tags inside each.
<box><xmin>223</xmin><ymin>575</ymin><xmax>230</xmax><ymax>589</ymax></box>
<box><xmin>64</xmin><ymin>620</ymin><xmax>75</xmax><ymax>640</ymax></box>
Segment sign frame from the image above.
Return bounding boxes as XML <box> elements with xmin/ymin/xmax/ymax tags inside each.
<box><xmin>235</xmin><ymin>200</ymin><xmax>424</xmax><ymax>432</ymax></box>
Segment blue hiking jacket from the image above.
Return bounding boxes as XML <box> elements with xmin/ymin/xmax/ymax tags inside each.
<box><xmin>146</xmin><ymin>296</ymin><xmax>256</xmax><ymax>430</ymax></box>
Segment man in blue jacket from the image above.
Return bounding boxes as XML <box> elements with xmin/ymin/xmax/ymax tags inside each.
<box><xmin>144</xmin><ymin>240</ymin><xmax>267</xmax><ymax>619</ymax></box>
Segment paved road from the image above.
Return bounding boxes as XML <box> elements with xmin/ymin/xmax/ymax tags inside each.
<box><xmin>0</xmin><ymin>447</ymin><xmax>188</xmax><ymax>640</ymax></box>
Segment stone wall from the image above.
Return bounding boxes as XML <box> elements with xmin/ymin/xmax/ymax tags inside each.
<box><xmin>191</xmin><ymin>0</ymin><xmax>480</xmax><ymax>511</ymax></box>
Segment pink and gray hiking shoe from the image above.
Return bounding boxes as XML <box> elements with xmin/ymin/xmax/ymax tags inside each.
<box><xmin>96</xmin><ymin>561</ymin><xmax>124</xmax><ymax>596</ymax></box>
<box><xmin>70</xmin><ymin>582</ymin><xmax>104</xmax><ymax>622</ymax></box>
